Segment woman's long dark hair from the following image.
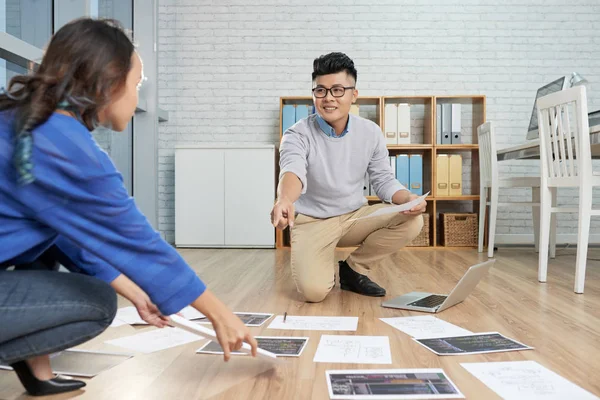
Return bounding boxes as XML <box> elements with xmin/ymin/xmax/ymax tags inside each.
<box><xmin>0</xmin><ymin>18</ymin><xmax>135</xmax><ymax>185</ymax></box>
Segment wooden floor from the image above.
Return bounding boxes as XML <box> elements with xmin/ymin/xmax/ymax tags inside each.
<box><xmin>1</xmin><ymin>247</ymin><xmax>599</xmax><ymax>399</ymax></box>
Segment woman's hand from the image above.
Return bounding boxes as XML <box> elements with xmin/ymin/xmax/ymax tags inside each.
<box><xmin>191</xmin><ymin>289</ymin><xmax>258</xmax><ymax>361</ymax></box>
<box><xmin>132</xmin><ymin>294</ymin><xmax>170</xmax><ymax>328</ymax></box>
<box><xmin>110</xmin><ymin>274</ymin><xmax>169</xmax><ymax>328</ymax></box>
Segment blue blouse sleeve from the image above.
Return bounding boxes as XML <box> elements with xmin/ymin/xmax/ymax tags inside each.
<box><xmin>16</xmin><ymin>117</ymin><xmax>206</xmax><ymax>315</ymax></box>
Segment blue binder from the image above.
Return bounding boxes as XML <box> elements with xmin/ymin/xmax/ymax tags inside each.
<box><xmin>282</xmin><ymin>104</ymin><xmax>295</xmax><ymax>135</ymax></box>
<box><xmin>295</xmin><ymin>104</ymin><xmax>309</xmax><ymax>122</ymax></box>
<box><xmin>395</xmin><ymin>154</ymin><xmax>409</xmax><ymax>189</ymax></box>
<box><xmin>409</xmin><ymin>154</ymin><xmax>423</xmax><ymax>195</ymax></box>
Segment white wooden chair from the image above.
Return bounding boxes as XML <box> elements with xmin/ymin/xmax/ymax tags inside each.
<box><xmin>477</xmin><ymin>121</ymin><xmax>556</xmax><ymax>258</ymax></box>
<box><xmin>537</xmin><ymin>85</ymin><xmax>597</xmax><ymax>293</ymax></box>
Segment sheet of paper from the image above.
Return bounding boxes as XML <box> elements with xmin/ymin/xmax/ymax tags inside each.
<box><xmin>197</xmin><ymin>336</ymin><xmax>309</xmax><ymax>357</ymax></box>
<box><xmin>109</xmin><ymin>318</ymin><xmax>128</xmax><ymax>328</ymax></box>
<box><xmin>179</xmin><ymin>306</ymin><xmax>205</xmax><ymax>320</ymax></box>
<box><xmin>414</xmin><ymin>332</ymin><xmax>533</xmax><ymax>356</ymax></box>
<box><xmin>114</xmin><ymin>306</ymin><xmax>204</xmax><ymax>326</ymax></box>
<box><xmin>380</xmin><ymin>316</ymin><xmax>472</xmax><ymax>339</ymax></box>
<box><xmin>114</xmin><ymin>306</ymin><xmax>146</xmax><ymax>325</ymax></box>
<box><xmin>104</xmin><ymin>327</ymin><xmax>202</xmax><ymax>353</ymax></box>
<box><xmin>195</xmin><ymin>312</ymin><xmax>272</xmax><ymax>327</ymax></box>
<box><xmin>350</xmin><ymin>192</ymin><xmax>429</xmax><ymax>221</ymax></box>
<box><xmin>314</xmin><ymin>335</ymin><xmax>392</xmax><ymax>364</ymax></box>
<box><xmin>461</xmin><ymin>361</ymin><xmax>599</xmax><ymax>400</ymax></box>
<box><xmin>326</xmin><ymin>368</ymin><xmax>464</xmax><ymax>399</ymax></box>
<box><xmin>267</xmin><ymin>315</ymin><xmax>358</xmax><ymax>331</ymax></box>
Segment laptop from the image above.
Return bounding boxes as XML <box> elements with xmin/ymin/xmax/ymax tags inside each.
<box><xmin>381</xmin><ymin>259</ymin><xmax>495</xmax><ymax>313</ymax></box>
<box><xmin>526</xmin><ymin>76</ymin><xmax>569</xmax><ymax>140</ymax></box>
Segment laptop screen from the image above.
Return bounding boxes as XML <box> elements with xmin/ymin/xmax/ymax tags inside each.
<box><xmin>526</xmin><ymin>76</ymin><xmax>566</xmax><ymax>140</ymax></box>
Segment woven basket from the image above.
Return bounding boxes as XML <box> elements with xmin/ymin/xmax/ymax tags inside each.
<box><xmin>408</xmin><ymin>213</ymin><xmax>430</xmax><ymax>247</ymax></box>
<box><xmin>440</xmin><ymin>213</ymin><xmax>478</xmax><ymax>247</ymax></box>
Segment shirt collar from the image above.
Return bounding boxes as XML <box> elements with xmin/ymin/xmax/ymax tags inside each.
<box><xmin>315</xmin><ymin>112</ymin><xmax>350</xmax><ymax>138</ymax></box>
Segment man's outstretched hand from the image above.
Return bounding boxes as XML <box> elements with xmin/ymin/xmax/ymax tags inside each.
<box><xmin>271</xmin><ymin>197</ymin><xmax>295</xmax><ymax>230</ymax></box>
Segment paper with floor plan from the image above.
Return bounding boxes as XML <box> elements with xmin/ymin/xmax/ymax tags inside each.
<box><xmin>104</xmin><ymin>327</ymin><xmax>203</xmax><ymax>353</ymax></box>
<box><xmin>379</xmin><ymin>316</ymin><xmax>472</xmax><ymax>339</ymax></box>
<box><xmin>350</xmin><ymin>192</ymin><xmax>429</xmax><ymax>221</ymax></box>
<box><xmin>267</xmin><ymin>315</ymin><xmax>358</xmax><ymax>331</ymax></box>
<box><xmin>461</xmin><ymin>361</ymin><xmax>599</xmax><ymax>400</ymax></box>
<box><xmin>112</xmin><ymin>306</ymin><xmax>205</xmax><ymax>326</ymax></box>
<box><xmin>314</xmin><ymin>335</ymin><xmax>392</xmax><ymax>364</ymax></box>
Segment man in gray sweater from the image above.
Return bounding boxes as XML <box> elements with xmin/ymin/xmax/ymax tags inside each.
<box><xmin>271</xmin><ymin>52</ymin><xmax>426</xmax><ymax>303</ymax></box>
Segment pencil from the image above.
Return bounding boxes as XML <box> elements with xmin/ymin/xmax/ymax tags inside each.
<box><xmin>283</xmin><ymin>312</ymin><xmax>287</xmax><ymax>323</ymax></box>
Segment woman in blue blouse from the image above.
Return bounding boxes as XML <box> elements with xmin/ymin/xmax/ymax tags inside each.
<box><xmin>0</xmin><ymin>18</ymin><xmax>257</xmax><ymax>396</ymax></box>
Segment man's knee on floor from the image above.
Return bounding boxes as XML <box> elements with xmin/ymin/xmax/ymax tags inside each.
<box><xmin>406</xmin><ymin>214</ymin><xmax>425</xmax><ymax>240</ymax></box>
<box><xmin>297</xmin><ymin>282</ymin><xmax>332</xmax><ymax>303</ymax></box>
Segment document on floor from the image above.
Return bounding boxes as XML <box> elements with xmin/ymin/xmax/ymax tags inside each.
<box><xmin>379</xmin><ymin>316</ymin><xmax>472</xmax><ymax>339</ymax></box>
<box><xmin>314</xmin><ymin>335</ymin><xmax>392</xmax><ymax>364</ymax></box>
<box><xmin>461</xmin><ymin>361</ymin><xmax>599</xmax><ymax>400</ymax></box>
<box><xmin>0</xmin><ymin>349</ymin><xmax>133</xmax><ymax>378</ymax></box>
<box><xmin>349</xmin><ymin>192</ymin><xmax>429</xmax><ymax>221</ymax></box>
<box><xmin>267</xmin><ymin>315</ymin><xmax>359</xmax><ymax>331</ymax></box>
<box><xmin>104</xmin><ymin>327</ymin><xmax>203</xmax><ymax>353</ymax></box>
<box><xmin>326</xmin><ymin>369</ymin><xmax>464</xmax><ymax>399</ymax></box>
<box><xmin>111</xmin><ymin>306</ymin><xmax>205</xmax><ymax>326</ymax></box>
<box><xmin>197</xmin><ymin>337</ymin><xmax>309</xmax><ymax>357</ymax></box>
<box><xmin>195</xmin><ymin>312</ymin><xmax>273</xmax><ymax>327</ymax></box>
<box><xmin>414</xmin><ymin>332</ymin><xmax>533</xmax><ymax>356</ymax></box>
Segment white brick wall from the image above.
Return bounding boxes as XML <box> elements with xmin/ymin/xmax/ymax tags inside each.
<box><xmin>157</xmin><ymin>0</ymin><xmax>600</xmax><ymax>244</ymax></box>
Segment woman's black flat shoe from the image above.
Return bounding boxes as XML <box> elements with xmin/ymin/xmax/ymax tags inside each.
<box><xmin>10</xmin><ymin>360</ymin><xmax>85</xmax><ymax>396</ymax></box>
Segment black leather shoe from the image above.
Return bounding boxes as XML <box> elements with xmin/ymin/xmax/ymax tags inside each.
<box><xmin>10</xmin><ymin>360</ymin><xmax>86</xmax><ymax>396</ymax></box>
<box><xmin>338</xmin><ymin>260</ymin><xmax>386</xmax><ymax>297</ymax></box>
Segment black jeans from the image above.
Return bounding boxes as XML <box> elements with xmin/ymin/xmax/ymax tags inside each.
<box><xmin>0</xmin><ymin>247</ymin><xmax>117</xmax><ymax>364</ymax></box>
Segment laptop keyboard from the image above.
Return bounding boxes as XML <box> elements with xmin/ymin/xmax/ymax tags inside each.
<box><xmin>408</xmin><ymin>294</ymin><xmax>447</xmax><ymax>308</ymax></box>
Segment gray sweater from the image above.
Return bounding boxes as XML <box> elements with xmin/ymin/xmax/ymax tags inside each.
<box><xmin>279</xmin><ymin>113</ymin><xmax>406</xmax><ymax>218</ymax></box>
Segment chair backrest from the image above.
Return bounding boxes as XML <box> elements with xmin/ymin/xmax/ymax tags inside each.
<box><xmin>537</xmin><ymin>85</ymin><xmax>591</xmax><ymax>185</ymax></box>
<box><xmin>477</xmin><ymin>121</ymin><xmax>498</xmax><ymax>188</ymax></box>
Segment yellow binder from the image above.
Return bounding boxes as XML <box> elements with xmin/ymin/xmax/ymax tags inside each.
<box><xmin>449</xmin><ymin>154</ymin><xmax>463</xmax><ymax>196</ymax></box>
<box><xmin>350</xmin><ymin>104</ymin><xmax>359</xmax><ymax>116</ymax></box>
<box><xmin>436</xmin><ymin>154</ymin><xmax>449</xmax><ymax>196</ymax></box>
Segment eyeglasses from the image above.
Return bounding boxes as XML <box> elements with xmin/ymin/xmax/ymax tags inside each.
<box><xmin>137</xmin><ymin>75</ymin><xmax>148</xmax><ymax>91</ymax></box>
<box><xmin>312</xmin><ymin>86</ymin><xmax>355</xmax><ymax>98</ymax></box>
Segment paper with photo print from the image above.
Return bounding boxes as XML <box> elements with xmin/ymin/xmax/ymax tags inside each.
<box><xmin>326</xmin><ymin>368</ymin><xmax>464</xmax><ymax>399</ymax></box>
<box><xmin>197</xmin><ymin>336</ymin><xmax>309</xmax><ymax>357</ymax></box>
<box><xmin>414</xmin><ymin>332</ymin><xmax>533</xmax><ymax>356</ymax></box>
<box><xmin>195</xmin><ymin>312</ymin><xmax>273</xmax><ymax>327</ymax></box>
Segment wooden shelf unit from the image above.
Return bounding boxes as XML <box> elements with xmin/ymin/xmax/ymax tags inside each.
<box><xmin>276</xmin><ymin>95</ymin><xmax>486</xmax><ymax>249</ymax></box>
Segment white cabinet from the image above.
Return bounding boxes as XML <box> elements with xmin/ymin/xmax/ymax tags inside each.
<box><xmin>175</xmin><ymin>145</ymin><xmax>275</xmax><ymax>248</ymax></box>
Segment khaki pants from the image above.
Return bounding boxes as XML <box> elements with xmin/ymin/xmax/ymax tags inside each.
<box><xmin>290</xmin><ymin>203</ymin><xmax>424</xmax><ymax>302</ymax></box>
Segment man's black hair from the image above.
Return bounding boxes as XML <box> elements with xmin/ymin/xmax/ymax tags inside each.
<box><xmin>312</xmin><ymin>52</ymin><xmax>357</xmax><ymax>83</ymax></box>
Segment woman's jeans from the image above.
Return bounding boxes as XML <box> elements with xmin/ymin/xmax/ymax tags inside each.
<box><xmin>0</xmin><ymin>247</ymin><xmax>117</xmax><ymax>364</ymax></box>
